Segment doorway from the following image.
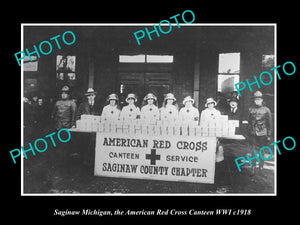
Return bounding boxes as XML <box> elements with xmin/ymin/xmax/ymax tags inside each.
<box><xmin>118</xmin><ymin>55</ymin><xmax>174</xmax><ymax>108</ymax></box>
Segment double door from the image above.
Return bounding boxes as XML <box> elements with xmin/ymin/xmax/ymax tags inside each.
<box><xmin>118</xmin><ymin>64</ymin><xmax>173</xmax><ymax>108</ymax></box>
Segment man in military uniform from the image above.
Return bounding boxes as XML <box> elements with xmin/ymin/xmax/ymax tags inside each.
<box><xmin>247</xmin><ymin>90</ymin><xmax>272</xmax><ymax>173</ymax></box>
<box><xmin>52</xmin><ymin>85</ymin><xmax>76</xmax><ymax>130</ymax></box>
<box><xmin>50</xmin><ymin>85</ymin><xmax>76</xmax><ymax>166</ymax></box>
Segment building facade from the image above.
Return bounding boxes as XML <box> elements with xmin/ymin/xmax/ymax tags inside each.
<box><xmin>23</xmin><ymin>25</ymin><xmax>275</xmax><ymax>118</ymax></box>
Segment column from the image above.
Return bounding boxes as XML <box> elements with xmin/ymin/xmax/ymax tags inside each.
<box><xmin>193</xmin><ymin>44</ymin><xmax>200</xmax><ymax>108</ymax></box>
<box><xmin>88</xmin><ymin>55</ymin><xmax>94</xmax><ymax>88</ymax></box>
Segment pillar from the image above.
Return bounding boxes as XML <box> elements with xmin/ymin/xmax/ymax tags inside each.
<box><xmin>88</xmin><ymin>55</ymin><xmax>94</xmax><ymax>88</ymax></box>
<box><xmin>193</xmin><ymin>44</ymin><xmax>200</xmax><ymax>108</ymax></box>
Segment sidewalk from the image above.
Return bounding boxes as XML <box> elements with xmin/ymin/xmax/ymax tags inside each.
<box><xmin>23</xmin><ymin>139</ymin><xmax>275</xmax><ymax>194</ymax></box>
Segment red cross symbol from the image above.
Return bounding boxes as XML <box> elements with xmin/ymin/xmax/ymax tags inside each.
<box><xmin>145</xmin><ymin>149</ymin><xmax>161</xmax><ymax>165</ymax></box>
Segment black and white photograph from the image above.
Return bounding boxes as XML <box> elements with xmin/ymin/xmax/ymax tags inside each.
<box><xmin>21</xmin><ymin>24</ymin><xmax>276</xmax><ymax>195</ymax></box>
<box><xmin>4</xmin><ymin>4</ymin><xmax>299</xmax><ymax>222</ymax></box>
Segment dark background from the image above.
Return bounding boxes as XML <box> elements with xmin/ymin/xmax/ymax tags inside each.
<box><xmin>4</xmin><ymin>3</ymin><xmax>298</xmax><ymax>223</ymax></box>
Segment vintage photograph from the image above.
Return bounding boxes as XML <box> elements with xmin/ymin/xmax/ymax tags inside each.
<box><xmin>22</xmin><ymin>24</ymin><xmax>276</xmax><ymax>195</ymax></box>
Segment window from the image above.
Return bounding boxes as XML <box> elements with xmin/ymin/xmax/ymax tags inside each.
<box><xmin>56</xmin><ymin>55</ymin><xmax>76</xmax><ymax>72</ymax></box>
<box><xmin>261</xmin><ymin>54</ymin><xmax>275</xmax><ymax>88</ymax></box>
<box><xmin>119</xmin><ymin>54</ymin><xmax>146</xmax><ymax>63</ymax></box>
<box><xmin>23</xmin><ymin>56</ymin><xmax>38</xmax><ymax>71</ymax></box>
<box><xmin>261</xmin><ymin>54</ymin><xmax>275</xmax><ymax>114</ymax></box>
<box><xmin>218</xmin><ymin>53</ymin><xmax>240</xmax><ymax>74</ymax></box>
<box><xmin>67</xmin><ymin>73</ymin><xmax>76</xmax><ymax>80</ymax></box>
<box><xmin>56</xmin><ymin>55</ymin><xmax>76</xmax><ymax>88</ymax></box>
<box><xmin>119</xmin><ymin>54</ymin><xmax>173</xmax><ymax>63</ymax></box>
<box><xmin>217</xmin><ymin>74</ymin><xmax>240</xmax><ymax>93</ymax></box>
<box><xmin>146</xmin><ymin>55</ymin><xmax>173</xmax><ymax>63</ymax></box>
<box><xmin>262</xmin><ymin>55</ymin><xmax>274</xmax><ymax>68</ymax></box>
<box><xmin>217</xmin><ymin>53</ymin><xmax>240</xmax><ymax>93</ymax></box>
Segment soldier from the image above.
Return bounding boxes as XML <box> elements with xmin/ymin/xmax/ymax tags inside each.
<box><xmin>119</xmin><ymin>93</ymin><xmax>140</xmax><ymax>121</ymax></box>
<box><xmin>101</xmin><ymin>93</ymin><xmax>121</xmax><ymax>122</ymax></box>
<box><xmin>51</xmin><ymin>85</ymin><xmax>76</xmax><ymax>165</ymax></box>
<box><xmin>140</xmin><ymin>93</ymin><xmax>159</xmax><ymax>123</ymax></box>
<box><xmin>52</xmin><ymin>85</ymin><xmax>76</xmax><ymax>130</ymax></box>
<box><xmin>247</xmin><ymin>90</ymin><xmax>272</xmax><ymax>173</ymax></box>
<box><xmin>178</xmin><ymin>96</ymin><xmax>199</xmax><ymax>125</ymax></box>
<box><xmin>160</xmin><ymin>93</ymin><xmax>178</xmax><ymax>122</ymax></box>
<box><xmin>200</xmin><ymin>97</ymin><xmax>221</xmax><ymax>126</ymax></box>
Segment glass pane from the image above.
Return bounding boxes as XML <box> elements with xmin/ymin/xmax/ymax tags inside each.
<box><xmin>218</xmin><ymin>74</ymin><xmax>240</xmax><ymax>93</ymax></box>
<box><xmin>56</xmin><ymin>72</ymin><xmax>64</xmax><ymax>80</ymax></box>
<box><xmin>67</xmin><ymin>73</ymin><xmax>76</xmax><ymax>80</ymax></box>
<box><xmin>262</xmin><ymin>55</ymin><xmax>274</xmax><ymax>68</ymax></box>
<box><xmin>56</xmin><ymin>55</ymin><xmax>76</xmax><ymax>72</ymax></box>
<box><xmin>218</xmin><ymin>53</ymin><xmax>240</xmax><ymax>73</ymax></box>
<box><xmin>23</xmin><ymin>56</ymin><xmax>38</xmax><ymax>71</ymax></box>
<box><xmin>146</xmin><ymin>55</ymin><xmax>173</xmax><ymax>63</ymax></box>
<box><xmin>119</xmin><ymin>54</ymin><xmax>145</xmax><ymax>63</ymax></box>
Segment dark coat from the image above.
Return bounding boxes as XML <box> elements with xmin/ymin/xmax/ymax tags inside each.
<box><xmin>75</xmin><ymin>100</ymin><xmax>102</xmax><ymax>121</ymax></box>
<box><xmin>227</xmin><ymin>107</ymin><xmax>242</xmax><ymax>121</ymax></box>
<box><xmin>35</xmin><ymin>105</ymin><xmax>50</xmax><ymax>125</ymax></box>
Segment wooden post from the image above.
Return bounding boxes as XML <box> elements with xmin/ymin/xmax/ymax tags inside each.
<box><xmin>88</xmin><ymin>55</ymin><xmax>94</xmax><ymax>88</ymax></box>
<box><xmin>193</xmin><ymin>44</ymin><xmax>200</xmax><ymax>108</ymax></box>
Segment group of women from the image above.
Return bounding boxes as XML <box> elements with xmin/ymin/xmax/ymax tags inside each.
<box><xmin>101</xmin><ymin>92</ymin><xmax>221</xmax><ymax>125</ymax></box>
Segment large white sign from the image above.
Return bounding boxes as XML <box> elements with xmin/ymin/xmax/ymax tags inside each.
<box><xmin>94</xmin><ymin>133</ymin><xmax>217</xmax><ymax>184</ymax></box>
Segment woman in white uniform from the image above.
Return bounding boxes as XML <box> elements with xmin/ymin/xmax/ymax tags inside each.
<box><xmin>199</xmin><ymin>97</ymin><xmax>221</xmax><ymax>125</ymax></box>
<box><xmin>178</xmin><ymin>96</ymin><xmax>199</xmax><ymax>125</ymax></box>
<box><xmin>101</xmin><ymin>93</ymin><xmax>121</xmax><ymax>122</ymax></box>
<box><xmin>160</xmin><ymin>93</ymin><xmax>178</xmax><ymax>122</ymax></box>
<box><xmin>140</xmin><ymin>93</ymin><xmax>159</xmax><ymax>123</ymax></box>
<box><xmin>200</xmin><ymin>97</ymin><xmax>223</xmax><ymax>162</ymax></box>
<box><xmin>119</xmin><ymin>93</ymin><xmax>140</xmax><ymax>121</ymax></box>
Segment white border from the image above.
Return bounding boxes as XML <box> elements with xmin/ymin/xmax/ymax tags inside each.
<box><xmin>21</xmin><ymin>23</ymin><xmax>277</xmax><ymax>196</ymax></box>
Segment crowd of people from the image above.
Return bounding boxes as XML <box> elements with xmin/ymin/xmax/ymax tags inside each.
<box><xmin>23</xmin><ymin>94</ymin><xmax>53</xmax><ymax>141</ymax></box>
<box><xmin>24</xmin><ymin>85</ymin><xmax>273</xmax><ymax>173</ymax></box>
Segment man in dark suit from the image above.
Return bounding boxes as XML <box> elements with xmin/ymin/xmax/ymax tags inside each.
<box><xmin>224</xmin><ymin>96</ymin><xmax>243</xmax><ymax>137</ymax></box>
<box><xmin>73</xmin><ymin>88</ymin><xmax>103</xmax><ymax>169</ymax></box>
<box><xmin>75</xmin><ymin>88</ymin><xmax>102</xmax><ymax>120</ymax></box>
<box><xmin>227</xmin><ymin>97</ymin><xmax>241</xmax><ymax>122</ymax></box>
